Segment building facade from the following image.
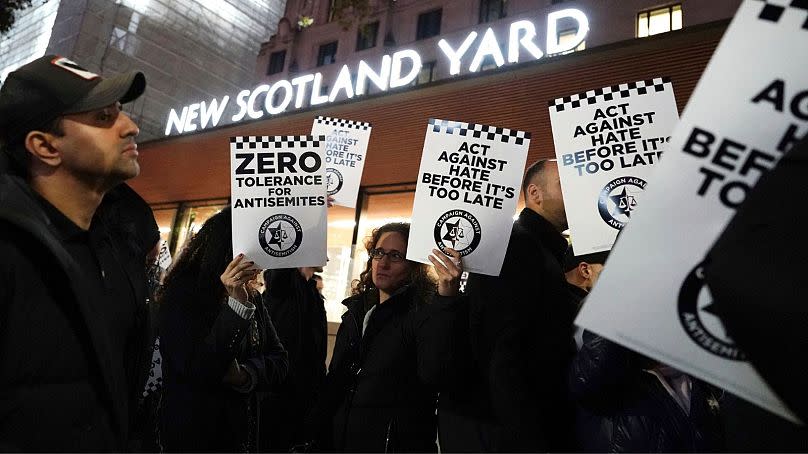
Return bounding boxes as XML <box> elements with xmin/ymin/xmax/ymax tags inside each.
<box><xmin>0</xmin><ymin>0</ymin><xmax>286</xmax><ymax>140</ymax></box>
<box><xmin>132</xmin><ymin>0</ymin><xmax>742</xmax><ymax>324</ymax></box>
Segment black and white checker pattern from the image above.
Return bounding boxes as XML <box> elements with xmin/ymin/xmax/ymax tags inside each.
<box><xmin>142</xmin><ymin>336</ymin><xmax>163</xmax><ymax>398</ymax></box>
<box><xmin>427</xmin><ymin>119</ymin><xmax>531</xmax><ymax>145</ymax></box>
<box><xmin>315</xmin><ymin>116</ymin><xmax>372</xmax><ymax>130</ymax></box>
<box><xmin>753</xmin><ymin>0</ymin><xmax>808</xmax><ymax>29</ymax></box>
<box><xmin>230</xmin><ymin>135</ymin><xmax>324</xmax><ymax>149</ymax></box>
<box><xmin>549</xmin><ymin>77</ymin><xmax>673</xmax><ymax>113</ymax></box>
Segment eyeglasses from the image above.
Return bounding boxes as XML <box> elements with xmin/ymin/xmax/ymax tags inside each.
<box><xmin>369</xmin><ymin>248</ymin><xmax>405</xmax><ymax>262</ymax></box>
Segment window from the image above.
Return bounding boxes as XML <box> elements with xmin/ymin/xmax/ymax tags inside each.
<box><xmin>171</xmin><ymin>200</ymin><xmax>229</xmax><ymax>258</ymax></box>
<box><xmin>317</xmin><ymin>41</ymin><xmax>338</xmax><ymax>66</ymax></box>
<box><xmin>416</xmin><ymin>9</ymin><xmax>442</xmax><ymax>40</ymax></box>
<box><xmin>266</xmin><ymin>50</ymin><xmax>286</xmax><ymax>75</ymax></box>
<box><xmin>413</xmin><ymin>61</ymin><xmax>436</xmax><ymax>86</ymax></box>
<box><xmin>637</xmin><ymin>4</ymin><xmax>683</xmax><ymax>38</ymax></box>
<box><xmin>479</xmin><ymin>0</ymin><xmax>505</xmax><ymax>23</ymax></box>
<box><xmin>328</xmin><ymin>0</ymin><xmax>338</xmax><ymax>22</ymax></box>
<box><xmin>356</xmin><ymin>21</ymin><xmax>379</xmax><ymax>51</ymax></box>
<box><xmin>556</xmin><ymin>29</ymin><xmax>586</xmax><ymax>54</ymax></box>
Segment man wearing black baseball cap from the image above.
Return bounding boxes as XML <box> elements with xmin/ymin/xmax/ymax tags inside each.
<box><xmin>0</xmin><ymin>55</ymin><xmax>149</xmax><ymax>451</ymax></box>
<box><xmin>563</xmin><ymin>246</ymin><xmax>609</xmax><ymax>312</ymax></box>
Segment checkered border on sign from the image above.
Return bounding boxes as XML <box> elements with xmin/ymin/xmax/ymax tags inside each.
<box><xmin>315</xmin><ymin>116</ymin><xmax>372</xmax><ymax>130</ymax></box>
<box><xmin>427</xmin><ymin>119</ymin><xmax>531</xmax><ymax>145</ymax></box>
<box><xmin>753</xmin><ymin>0</ymin><xmax>808</xmax><ymax>29</ymax></box>
<box><xmin>230</xmin><ymin>135</ymin><xmax>324</xmax><ymax>149</ymax></box>
<box><xmin>549</xmin><ymin>77</ymin><xmax>673</xmax><ymax>113</ymax></box>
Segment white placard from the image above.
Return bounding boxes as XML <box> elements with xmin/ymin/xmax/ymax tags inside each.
<box><xmin>312</xmin><ymin>116</ymin><xmax>372</xmax><ymax>208</ymax></box>
<box><xmin>408</xmin><ymin>119</ymin><xmax>530</xmax><ymax>276</ymax></box>
<box><xmin>549</xmin><ymin>77</ymin><xmax>679</xmax><ymax>254</ymax></box>
<box><xmin>230</xmin><ymin>135</ymin><xmax>328</xmax><ymax>269</ymax></box>
<box><xmin>576</xmin><ymin>0</ymin><xmax>808</xmax><ymax>422</ymax></box>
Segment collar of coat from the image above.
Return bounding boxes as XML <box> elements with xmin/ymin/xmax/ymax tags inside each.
<box><xmin>342</xmin><ymin>284</ymin><xmax>417</xmax><ymax>324</ymax></box>
<box><xmin>517</xmin><ymin>207</ymin><xmax>568</xmax><ymax>263</ymax></box>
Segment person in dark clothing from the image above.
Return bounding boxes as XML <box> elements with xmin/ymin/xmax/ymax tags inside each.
<box><xmin>700</xmin><ymin>135</ymin><xmax>808</xmax><ymax>449</ymax></box>
<box><xmin>704</xmin><ymin>135</ymin><xmax>808</xmax><ymax>425</ymax></box>
<box><xmin>0</xmin><ymin>55</ymin><xmax>150</xmax><ymax>451</ymax></box>
<box><xmin>563</xmin><ymin>246</ymin><xmax>609</xmax><ymax>349</ymax></box>
<box><xmin>159</xmin><ymin>208</ymin><xmax>289</xmax><ymax>452</ymax></box>
<box><xmin>99</xmin><ymin>182</ymin><xmax>163</xmax><ymax>452</ymax></box>
<box><xmin>439</xmin><ymin>159</ymin><xmax>577</xmax><ymax>452</ymax></box>
<box><xmin>261</xmin><ymin>266</ymin><xmax>328</xmax><ymax>452</ymax></box>
<box><xmin>563</xmin><ymin>247</ymin><xmax>609</xmax><ymax>308</ymax></box>
<box><xmin>307</xmin><ymin>222</ymin><xmax>463</xmax><ymax>452</ymax></box>
<box><xmin>569</xmin><ymin>331</ymin><xmax>724</xmax><ymax>452</ymax></box>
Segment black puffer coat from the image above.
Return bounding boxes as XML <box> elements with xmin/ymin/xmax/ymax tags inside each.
<box><xmin>569</xmin><ymin>331</ymin><xmax>724</xmax><ymax>452</ymax></box>
<box><xmin>310</xmin><ymin>286</ymin><xmax>452</xmax><ymax>452</ymax></box>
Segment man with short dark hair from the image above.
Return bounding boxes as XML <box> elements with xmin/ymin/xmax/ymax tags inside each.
<box><xmin>440</xmin><ymin>159</ymin><xmax>577</xmax><ymax>452</ymax></box>
<box><xmin>0</xmin><ymin>55</ymin><xmax>149</xmax><ymax>451</ymax></box>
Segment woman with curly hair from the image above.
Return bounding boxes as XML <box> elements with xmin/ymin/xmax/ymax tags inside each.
<box><xmin>158</xmin><ymin>208</ymin><xmax>288</xmax><ymax>452</ymax></box>
<box><xmin>306</xmin><ymin>222</ymin><xmax>463</xmax><ymax>452</ymax></box>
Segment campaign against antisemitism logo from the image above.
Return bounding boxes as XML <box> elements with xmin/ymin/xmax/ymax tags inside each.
<box><xmin>408</xmin><ymin>119</ymin><xmax>530</xmax><ymax>276</ymax></box>
<box><xmin>549</xmin><ymin>77</ymin><xmax>679</xmax><ymax>255</ymax></box>
<box><xmin>678</xmin><ymin>262</ymin><xmax>746</xmax><ymax>361</ymax></box>
<box><xmin>597</xmin><ymin>176</ymin><xmax>648</xmax><ymax>230</ymax></box>
<box><xmin>433</xmin><ymin>209</ymin><xmax>482</xmax><ymax>256</ymax></box>
<box><xmin>258</xmin><ymin>214</ymin><xmax>303</xmax><ymax>257</ymax></box>
<box><xmin>326</xmin><ymin>168</ymin><xmax>344</xmax><ymax>195</ymax></box>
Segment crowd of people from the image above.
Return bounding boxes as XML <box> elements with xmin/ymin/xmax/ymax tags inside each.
<box><xmin>1</xmin><ymin>56</ymin><xmax>807</xmax><ymax>453</ymax></box>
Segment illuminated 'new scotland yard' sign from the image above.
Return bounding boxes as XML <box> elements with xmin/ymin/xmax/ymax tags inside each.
<box><xmin>164</xmin><ymin>9</ymin><xmax>589</xmax><ymax>136</ymax></box>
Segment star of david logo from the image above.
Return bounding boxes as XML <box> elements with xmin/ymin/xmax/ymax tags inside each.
<box><xmin>267</xmin><ymin>224</ymin><xmax>287</xmax><ymax>248</ymax></box>
<box><xmin>609</xmin><ymin>187</ymin><xmax>637</xmax><ymax>217</ymax></box>
<box><xmin>699</xmin><ymin>301</ymin><xmax>733</xmax><ymax>342</ymax></box>
<box><xmin>442</xmin><ymin>220</ymin><xmax>465</xmax><ymax>247</ymax></box>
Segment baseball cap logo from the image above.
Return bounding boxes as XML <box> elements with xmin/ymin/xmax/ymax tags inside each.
<box><xmin>51</xmin><ymin>56</ymin><xmax>99</xmax><ymax>80</ymax></box>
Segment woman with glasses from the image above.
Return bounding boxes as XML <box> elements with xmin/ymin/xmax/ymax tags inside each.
<box><xmin>305</xmin><ymin>222</ymin><xmax>463</xmax><ymax>452</ymax></box>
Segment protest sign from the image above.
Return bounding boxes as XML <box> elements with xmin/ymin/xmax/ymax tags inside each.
<box><xmin>312</xmin><ymin>116</ymin><xmax>372</xmax><ymax>208</ymax></box>
<box><xmin>230</xmin><ymin>135</ymin><xmax>328</xmax><ymax>269</ymax></box>
<box><xmin>408</xmin><ymin>119</ymin><xmax>530</xmax><ymax>276</ymax></box>
<box><xmin>575</xmin><ymin>0</ymin><xmax>808</xmax><ymax>422</ymax></box>
<box><xmin>549</xmin><ymin>77</ymin><xmax>679</xmax><ymax>254</ymax></box>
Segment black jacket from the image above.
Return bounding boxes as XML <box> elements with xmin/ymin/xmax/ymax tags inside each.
<box><xmin>159</xmin><ymin>290</ymin><xmax>288</xmax><ymax>452</ymax></box>
<box><xmin>569</xmin><ymin>331</ymin><xmax>724</xmax><ymax>452</ymax></box>
<box><xmin>310</xmin><ymin>286</ymin><xmax>452</xmax><ymax>452</ymax></box>
<box><xmin>261</xmin><ymin>269</ymin><xmax>327</xmax><ymax>451</ymax></box>
<box><xmin>441</xmin><ymin>207</ymin><xmax>577</xmax><ymax>452</ymax></box>
<box><xmin>704</xmin><ymin>135</ymin><xmax>808</xmax><ymax>423</ymax></box>
<box><xmin>0</xmin><ymin>174</ymin><xmax>149</xmax><ymax>451</ymax></box>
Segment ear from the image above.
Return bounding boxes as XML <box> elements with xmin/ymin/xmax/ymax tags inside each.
<box><xmin>527</xmin><ymin>182</ymin><xmax>543</xmax><ymax>205</ymax></box>
<box><xmin>578</xmin><ymin>262</ymin><xmax>590</xmax><ymax>279</ymax></box>
<box><xmin>24</xmin><ymin>130</ymin><xmax>62</xmax><ymax>168</ymax></box>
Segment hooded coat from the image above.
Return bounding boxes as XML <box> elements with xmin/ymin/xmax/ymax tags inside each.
<box><xmin>0</xmin><ymin>174</ymin><xmax>151</xmax><ymax>451</ymax></box>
